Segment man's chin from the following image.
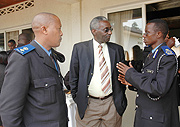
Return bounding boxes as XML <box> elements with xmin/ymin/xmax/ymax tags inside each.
<box><xmin>105</xmin><ymin>38</ymin><xmax>110</xmax><ymax>42</ymax></box>
<box><xmin>53</xmin><ymin>43</ymin><xmax>60</xmax><ymax>48</ymax></box>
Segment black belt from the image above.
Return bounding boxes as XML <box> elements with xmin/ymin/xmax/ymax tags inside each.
<box><xmin>89</xmin><ymin>93</ymin><xmax>112</xmax><ymax>100</ymax></box>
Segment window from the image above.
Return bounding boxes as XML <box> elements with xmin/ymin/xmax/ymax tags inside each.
<box><xmin>6</xmin><ymin>30</ymin><xmax>19</xmax><ymax>50</ymax></box>
<box><xmin>0</xmin><ymin>33</ymin><xmax>4</xmax><ymax>51</ymax></box>
<box><xmin>108</xmin><ymin>8</ymin><xmax>143</xmax><ymax>61</ymax></box>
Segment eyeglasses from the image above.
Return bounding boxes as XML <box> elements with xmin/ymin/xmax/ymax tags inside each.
<box><xmin>99</xmin><ymin>28</ymin><xmax>113</xmax><ymax>33</ymax></box>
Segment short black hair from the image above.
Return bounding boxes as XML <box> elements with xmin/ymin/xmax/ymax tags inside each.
<box><xmin>8</xmin><ymin>39</ymin><xmax>16</xmax><ymax>45</ymax></box>
<box><xmin>148</xmin><ymin>19</ymin><xmax>169</xmax><ymax>39</ymax></box>
<box><xmin>0</xmin><ymin>51</ymin><xmax>8</xmax><ymax>64</ymax></box>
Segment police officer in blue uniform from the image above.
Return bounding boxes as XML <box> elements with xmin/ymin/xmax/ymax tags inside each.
<box><xmin>0</xmin><ymin>12</ymin><xmax>68</xmax><ymax>127</ymax></box>
<box><xmin>117</xmin><ymin>19</ymin><xmax>180</xmax><ymax>127</ymax></box>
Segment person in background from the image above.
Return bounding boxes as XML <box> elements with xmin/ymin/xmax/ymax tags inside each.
<box><xmin>17</xmin><ymin>33</ymin><xmax>31</xmax><ymax>47</ymax></box>
<box><xmin>0</xmin><ymin>51</ymin><xmax>8</xmax><ymax>127</ymax></box>
<box><xmin>0</xmin><ymin>12</ymin><xmax>68</xmax><ymax>127</ymax></box>
<box><xmin>117</xmin><ymin>19</ymin><xmax>180</xmax><ymax>127</ymax></box>
<box><xmin>7</xmin><ymin>39</ymin><xmax>16</xmax><ymax>50</ymax></box>
<box><xmin>69</xmin><ymin>16</ymin><xmax>127</xmax><ymax>127</ymax></box>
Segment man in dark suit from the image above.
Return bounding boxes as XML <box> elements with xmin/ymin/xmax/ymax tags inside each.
<box><xmin>117</xmin><ymin>19</ymin><xmax>180</xmax><ymax>127</ymax></box>
<box><xmin>0</xmin><ymin>51</ymin><xmax>8</xmax><ymax>127</ymax></box>
<box><xmin>69</xmin><ymin>16</ymin><xmax>127</xmax><ymax>127</ymax></box>
<box><xmin>0</xmin><ymin>12</ymin><xmax>68</xmax><ymax>127</ymax></box>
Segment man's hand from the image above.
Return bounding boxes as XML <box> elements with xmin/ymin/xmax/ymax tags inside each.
<box><xmin>118</xmin><ymin>74</ymin><xmax>132</xmax><ymax>86</ymax></box>
<box><xmin>116</xmin><ymin>62</ymin><xmax>133</xmax><ymax>75</ymax></box>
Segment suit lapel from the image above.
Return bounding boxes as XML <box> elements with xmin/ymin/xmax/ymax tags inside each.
<box><xmin>51</xmin><ymin>49</ymin><xmax>63</xmax><ymax>76</ymax></box>
<box><xmin>107</xmin><ymin>42</ymin><xmax>115</xmax><ymax>74</ymax></box>
<box><xmin>87</xmin><ymin>40</ymin><xmax>94</xmax><ymax>68</ymax></box>
<box><xmin>143</xmin><ymin>42</ymin><xmax>165</xmax><ymax>68</ymax></box>
<box><xmin>30</xmin><ymin>41</ymin><xmax>57</xmax><ymax>71</ymax></box>
<box><xmin>144</xmin><ymin>55</ymin><xmax>154</xmax><ymax>68</ymax></box>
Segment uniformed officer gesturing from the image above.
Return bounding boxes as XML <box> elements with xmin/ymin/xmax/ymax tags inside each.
<box><xmin>117</xmin><ymin>19</ymin><xmax>180</xmax><ymax>127</ymax></box>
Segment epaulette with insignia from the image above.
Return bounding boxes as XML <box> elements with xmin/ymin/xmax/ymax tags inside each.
<box><xmin>14</xmin><ymin>44</ymin><xmax>35</xmax><ymax>55</ymax></box>
<box><xmin>161</xmin><ymin>46</ymin><xmax>175</xmax><ymax>56</ymax></box>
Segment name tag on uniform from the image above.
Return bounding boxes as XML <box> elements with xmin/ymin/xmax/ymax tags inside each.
<box><xmin>146</xmin><ymin>69</ymin><xmax>154</xmax><ymax>74</ymax></box>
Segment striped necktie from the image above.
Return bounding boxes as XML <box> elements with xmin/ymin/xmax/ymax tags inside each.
<box><xmin>98</xmin><ymin>44</ymin><xmax>111</xmax><ymax>93</ymax></box>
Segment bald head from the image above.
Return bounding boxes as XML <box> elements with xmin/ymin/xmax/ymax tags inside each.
<box><xmin>31</xmin><ymin>12</ymin><xmax>63</xmax><ymax>50</ymax></box>
<box><xmin>32</xmin><ymin>12</ymin><xmax>59</xmax><ymax>34</ymax></box>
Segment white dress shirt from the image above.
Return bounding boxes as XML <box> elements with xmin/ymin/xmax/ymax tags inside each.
<box><xmin>88</xmin><ymin>39</ymin><xmax>112</xmax><ymax>97</ymax></box>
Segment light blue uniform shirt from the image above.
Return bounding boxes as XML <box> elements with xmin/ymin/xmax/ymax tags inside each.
<box><xmin>152</xmin><ymin>43</ymin><xmax>163</xmax><ymax>53</ymax></box>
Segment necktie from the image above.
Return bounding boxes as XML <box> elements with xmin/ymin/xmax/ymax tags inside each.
<box><xmin>98</xmin><ymin>45</ymin><xmax>111</xmax><ymax>93</ymax></box>
<box><xmin>147</xmin><ymin>52</ymin><xmax>153</xmax><ymax>60</ymax></box>
<box><xmin>50</xmin><ymin>53</ymin><xmax>55</xmax><ymax>65</ymax></box>
<box><xmin>50</xmin><ymin>53</ymin><xmax>60</xmax><ymax>74</ymax></box>
<box><xmin>147</xmin><ymin>52</ymin><xmax>153</xmax><ymax>58</ymax></box>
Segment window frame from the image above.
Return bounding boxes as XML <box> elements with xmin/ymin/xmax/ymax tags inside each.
<box><xmin>101</xmin><ymin>0</ymin><xmax>168</xmax><ymax>37</ymax></box>
<box><xmin>0</xmin><ymin>24</ymin><xmax>31</xmax><ymax>50</ymax></box>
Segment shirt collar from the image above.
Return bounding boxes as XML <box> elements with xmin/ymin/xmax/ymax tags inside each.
<box><xmin>34</xmin><ymin>40</ymin><xmax>51</xmax><ymax>56</ymax></box>
<box><xmin>93</xmin><ymin>39</ymin><xmax>106</xmax><ymax>49</ymax></box>
<box><xmin>152</xmin><ymin>43</ymin><xmax>163</xmax><ymax>53</ymax></box>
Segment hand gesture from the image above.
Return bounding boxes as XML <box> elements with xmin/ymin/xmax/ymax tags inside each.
<box><xmin>116</xmin><ymin>62</ymin><xmax>133</xmax><ymax>75</ymax></box>
<box><xmin>118</xmin><ymin>74</ymin><xmax>132</xmax><ymax>86</ymax></box>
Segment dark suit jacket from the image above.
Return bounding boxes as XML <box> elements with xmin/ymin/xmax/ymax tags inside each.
<box><xmin>69</xmin><ymin>39</ymin><xmax>127</xmax><ymax>119</ymax></box>
<box><xmin>0</xmin><ymin>64</ymin><xmax>6</xmax><ymax>93</ymax></box>
<box><xmin>125</xmin><ymin>43</ymin><xmax>180</xmax><ymax>127</ymax></box>
<box><xmin>0</xmin><ymin>63</ymin><xmax>6</xmax><ymax>126</ymax></box>
<box><xmin>0</xmin><ymin>41</ymin><xmax>68</xmax><ymax>127</ymax></box>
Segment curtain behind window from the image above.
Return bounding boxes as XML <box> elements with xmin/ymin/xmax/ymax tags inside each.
<box><xmin>108</xmin><ymin>9</ymin><xmax>143</xmax><ymax>61</ymax></box>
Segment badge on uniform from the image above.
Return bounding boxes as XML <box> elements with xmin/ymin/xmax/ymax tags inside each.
<box><xmin>146</xmin><ymin>69</ymin><xmax>154</xmax><ymax>74</ymax></box>
<box><xmin>14</xmin><ymin>44</ymin><xmax>35</xmax><ymax>55</ymax></box>
<box><xmin>161</xmin><ymin>46</ymin><xmax>175</xmax><ymax>56</ymax></box>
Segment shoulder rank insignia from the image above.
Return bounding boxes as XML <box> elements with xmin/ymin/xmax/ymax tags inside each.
<box><xmin>14</xmin><ymin>44</ymin><xmax>35</xmax><ymax>55</ymax></box>
<box><xmin>161</xmin><ymin>46</ymin><xmax>175</xmax><ymax>56</ymax></box>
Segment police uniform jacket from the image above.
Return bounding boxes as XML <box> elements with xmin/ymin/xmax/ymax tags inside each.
<box><xmin>69</xmin><ymin>40</ymin><xmax>127</xmax><ymax>119</ymax></box>
<box><xmin>125</xmin><ymin>42</ymin><xmax>180</xmax><ymax>127</ymax></box>
<box><xmin>0</xmin><ymin>41</ymin><xmax>68</xmax><ymax>127</ymax></box>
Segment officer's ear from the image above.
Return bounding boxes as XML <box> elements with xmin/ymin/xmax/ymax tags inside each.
<box><xmin>41</xmin><ymin>26</ymin><xmax>48</xmax><ymax>35</ymax></box>
<box><xmin>157</xmin><ymin>31</ymin><xmax>163</xmax><ymax>39</ymax></box>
